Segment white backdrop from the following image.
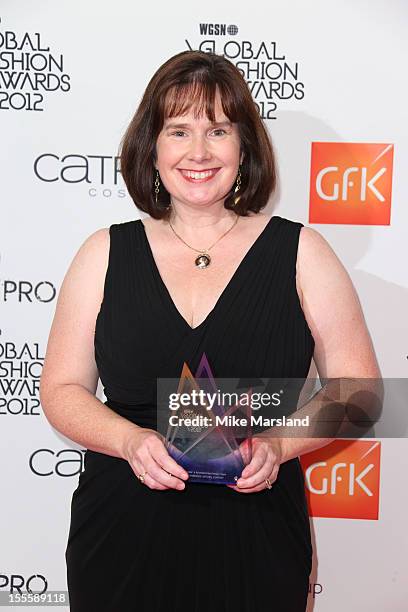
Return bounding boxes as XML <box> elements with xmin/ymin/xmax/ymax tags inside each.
<box><xmin>1</xmin><ymin>1</ymin><xmax>407</xmax><ymax>610</ymax></box>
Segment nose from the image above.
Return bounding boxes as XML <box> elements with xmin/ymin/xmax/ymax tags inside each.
<box><xmin>187</xmin><ymin>135</ymin><xmax>212</xmax><ymax>162</ymax></box>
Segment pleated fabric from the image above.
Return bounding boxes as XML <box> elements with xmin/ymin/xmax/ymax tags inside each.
<box><xmin>65</xmin><ymin>215</ymin><xmax>315</xmax><ymax>612</ymax></box>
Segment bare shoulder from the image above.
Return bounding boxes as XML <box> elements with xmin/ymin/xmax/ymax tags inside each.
<box><xmin>40</xmin><ymin>227</ymin><xmax>111</xmax><ymax>399</ymax></box>
<box><xmin>55</xmin><ymin>227</ymin><xmax>110</xmax><ymax>307</ymax></box>
<box><xmin>295</xmin><ymin>226</ymin><xmax>380</xmax><ymax>378</ymax></box>
<box><xmin>296</xmin><ymin>224</ymin><xmax>357</xmax><ymax>309</ymax></box>
<box><xmin>298</xmin><ymin>225</ymin><xmax>339</xmax><ymax>262</ymax></box>
<box><xmin>69</xmin><ymin>227</ymin><xmax>110</xmax><ymax>283</ymax></box>
<box><xmin>296</xmin><ymin>226</ymin><xmax>351</xmax><ymax>289</ymax></box>
<box><xmin>78</xmin><ymin>227</ymin><xmax>110</xmax><ymax>258</ymax></box>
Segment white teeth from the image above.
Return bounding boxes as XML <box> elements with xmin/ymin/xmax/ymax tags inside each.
<box><xmin>180</xmin><ymin>169</ymin><xmax>216</xmax><ymax>179</ymax></box>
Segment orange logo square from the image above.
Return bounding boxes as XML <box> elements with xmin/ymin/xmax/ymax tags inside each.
<box><xmin>300</xmin><ymin>440</ymin><xmax>381</xmax><ymax>520</ymax></box>
<box><xmin>309</xmin><ymin>143</ymin><xmax>394</xmax><ymax>225</ymax></box>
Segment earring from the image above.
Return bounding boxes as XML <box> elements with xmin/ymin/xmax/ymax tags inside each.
<box><xmin>155</xmin><ymin>169</ymin><xmax>171</xmax><ymax>211</ymax></box>
<box><xmin>233</xmin><ymin>166</ymin><xmax>242</xmax><ymax>206</ymax></box>
<box><xmin>154</xmin><ymin>170</ymin><xmax>160</xmax><ymax>204</ymax></box>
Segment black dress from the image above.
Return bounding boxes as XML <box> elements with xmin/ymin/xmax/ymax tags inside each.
<box><xmin>65</xmin><ymin>215</ymin><xmax>315</xmax><ymax>612</ymax></box>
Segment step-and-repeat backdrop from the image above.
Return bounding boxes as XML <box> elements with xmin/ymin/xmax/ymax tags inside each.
<box><xmin>1</xmin><ymin>1</ymin><xmax>407</xmax><ymax>610</ymax></box>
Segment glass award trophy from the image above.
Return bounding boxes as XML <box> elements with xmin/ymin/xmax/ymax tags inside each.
<box><xmin>157</xmin><ymin>354</ymin><xmax>253</xmax><ymax>485</ymax></box>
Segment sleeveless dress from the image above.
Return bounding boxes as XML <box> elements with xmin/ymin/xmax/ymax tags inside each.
<box><xmin>65</xmin><ymin>215</ymin><xmax>315</xmax><ymax>612</ymax></box>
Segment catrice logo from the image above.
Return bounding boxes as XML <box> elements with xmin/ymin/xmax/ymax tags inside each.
<box><xmin>29</xmin><ymin>448</ymin><xmax>86</xmax><ymax>476</ymax></box>
<box><xmin>33</xmin><ymin>153</ymin><xmax>127</xmax><ymax>199</ymax></box>
<box><xmin>199</xmin><ymin>24</ymin><xmax>238</xmax><ymax>36</ymax></box>
<box><xmin>309</xmin><ymin>142</ymin><xmax>394</xmax><ymax>225</ymax></box>
<box><xmin>300</xmin><ymin>440</ymin><xmax>381</xmax><ymax>520</ymax></box>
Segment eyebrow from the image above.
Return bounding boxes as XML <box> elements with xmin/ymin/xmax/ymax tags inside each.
<box><xmin>164</xmin><ymin>120</ymin><xmax>233</xmax><ymax>129</ymax></box>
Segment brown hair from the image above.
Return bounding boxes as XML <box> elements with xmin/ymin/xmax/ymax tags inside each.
<box><xmin>119</xmin><ymin>50</ymin><xmax>277</xmax><ymax>220</ymax></box>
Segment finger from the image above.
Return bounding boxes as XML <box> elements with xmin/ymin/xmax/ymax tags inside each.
<box><xmin>143</xmin><ymin>472</ymin><xmax>170</xmax><ymax>491</ymax></box>
<box><xmin>143</xmin><ymin>454</ymin><xmax>186</xmax><ymax>490</ymax></box>
<box><xmin>128</xmin><ymin>458</ymin><xmax>170</xmax><ymax>490</ymax></box>
<box><xmin>129</xmin><ymin>455</ymin><xmax>169</xmax><ymax>488</ymax></box>
<box><xmin>236</xmin><ymin>459</ymin><xmax>276</xmax><ymax>489</ymax></box>
<box><xmin>226</xmin><ymin>482</ymin><xmax>267</xmax><ymax>494</ymax></box>
<box><xmin>150</xmin><ymin>441</ymin><xmax>189</xmax><ymax>481</ymax></box>
<box><xmin>239</xmin><ymin>445</ymin><xmax>268</xmax><ymax>479</ymax></box>
<box><xmin>129</xmin><ymin>436</ymin><xmax>187</xmax><ymax>490</ymax></box>
<box><xmin>228</xmin><ymin>465</ymin><xmax>279</xmax><ymax>493</ymax></box>
<box><xmin>238</xmin><ymin>438</ymin><xmax>252</xmax><ymax>465</ymax></box>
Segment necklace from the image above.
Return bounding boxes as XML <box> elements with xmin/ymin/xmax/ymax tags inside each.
<box><xmin>168</xmin><ymin>214</ymin><xmax>240</xmax><ymax>269</ymax></box>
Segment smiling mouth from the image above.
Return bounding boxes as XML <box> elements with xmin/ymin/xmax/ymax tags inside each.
<box><xmin>178</xmin><ymin>168</ymin><xmax>220</xmax><ymax>182</ymax></box>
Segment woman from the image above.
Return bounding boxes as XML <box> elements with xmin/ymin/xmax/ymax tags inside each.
<box><xmin>40</xmin><ymin>50</ymin><xmax>380</xmax><ymax>611</ymax></box>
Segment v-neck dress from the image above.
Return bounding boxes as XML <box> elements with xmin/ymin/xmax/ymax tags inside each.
<box><xmin>65</xmin><ymin>215</ymin><xmax>315</xmax><ymax>612</ymax></box>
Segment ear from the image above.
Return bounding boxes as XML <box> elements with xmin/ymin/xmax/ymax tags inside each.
<box><xmin>240</xmin><ymin>152</ymin><xmax>244</xmax><ymax>165</ymax></box>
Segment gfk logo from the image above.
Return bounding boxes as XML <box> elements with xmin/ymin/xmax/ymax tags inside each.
<box><xmin>316</xmin><ymin>166</ymin><xmax>386</xmax><ymax>202</ymax></box>
<box><xmin>300</xmin><ymin>440</ymin><xmax>381</xmax><ymax>519</ymax></box>
<box><xmin>309</xmin><ymin>143</ymin><xmax>394</xmax><ymax>225</ymax></box>
<box><xmin>306</xmin><ymin>461</ymin><xmax>374</xmax><ymax>496</ymax></box>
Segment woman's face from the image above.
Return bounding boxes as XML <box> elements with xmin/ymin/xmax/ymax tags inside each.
<box><xmin>155</xmin><ymin>89</ymin><xmax>243</xmax><ymax>211</ymax></box>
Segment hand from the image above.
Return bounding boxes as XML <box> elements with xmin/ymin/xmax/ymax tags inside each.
<box><xmin>227</xmin><ymin>436</ymin><xmax>283</xmax><ymax>493</ymax></box>
<box><xmin>122</xmin><ymin>427</ymin><xmax>189</xmax><ymax>491</ymax></box>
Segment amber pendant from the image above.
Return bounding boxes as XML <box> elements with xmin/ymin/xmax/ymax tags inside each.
<box><xmin>195</xmin><ymin>253</ymin><xmax>211</xmax><ymax>269</ymax></box>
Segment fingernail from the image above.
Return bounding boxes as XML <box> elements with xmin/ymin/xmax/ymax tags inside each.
<box><xmin>177</xmin><ymin>483</ymin><xmax>185</xmax><ymax>490</ymax></box>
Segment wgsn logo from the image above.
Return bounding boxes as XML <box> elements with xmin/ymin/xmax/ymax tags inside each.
<box><xmin>199</xmin><ymin>24</ymin><xmax>238</xmax><ymax>36</ymax></box>
<box><xmin>184</xmin><ymin>25</ymin><xmax>305</xmax><ymax>120</ymax></box>
<box><xmin>300</xmin><ymin>440</ymin><xmax>381</xmax><ymax>520</ymax></box>
<box><xmin>309</xmin><ymin>143</ymin><xmax>394</xmax><ymax>225</ymax></box>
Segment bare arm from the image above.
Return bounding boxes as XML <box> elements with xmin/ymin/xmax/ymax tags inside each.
<box><xmin>228</xmin><ymin>225</ymin><xmax>383</xmax><ymax>493</ymax></box>
<box><xmin>39</xmin><ymin>228</ymin><xmax>141</xmax><ymax>459</ymax></box>
<box><xmin>40</xmin><ymin>228</ymin><xmax>188</xmax><ymax>490</ymax></box>
<box><xmin>279</xmin><ymin>226</ymin><xmax>382</xmax><ymax>462</ymax></box>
